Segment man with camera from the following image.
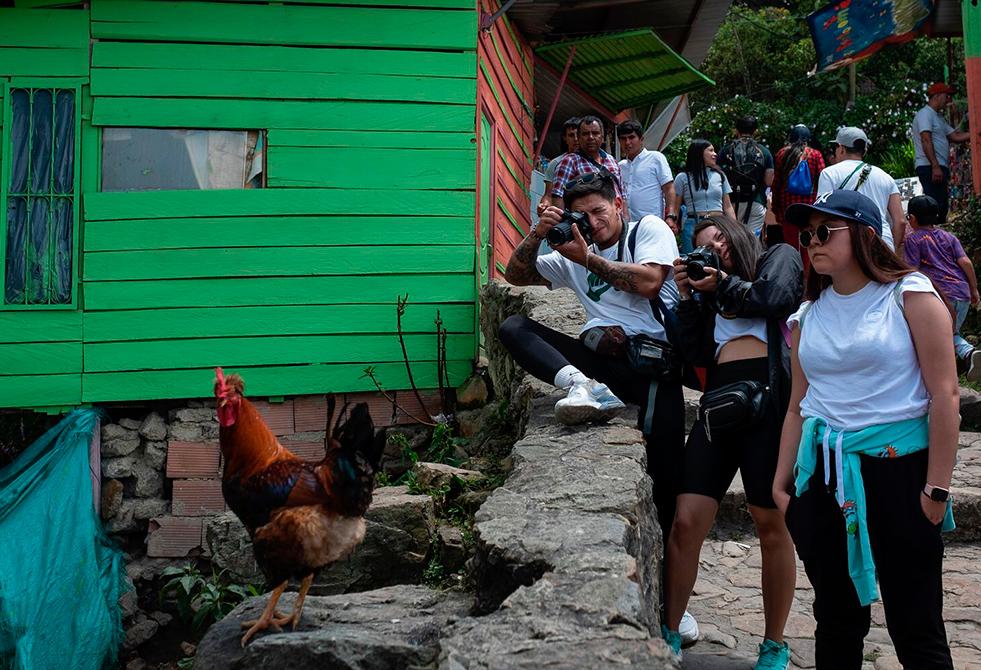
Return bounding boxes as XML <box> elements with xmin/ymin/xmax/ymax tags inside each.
<box><xmin>499</xmin><ymin>167</ymin><xmax>687</xmax><ymax>559</ymax></box>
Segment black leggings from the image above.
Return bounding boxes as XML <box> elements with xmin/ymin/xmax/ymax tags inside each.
<box><xmin>498</xmin><ymin>315</ymin><xmax>686</xmax><ymax>539</ymax></box>
<box><xmin>785</xmin><ymin>449</ymin><xmax>952</xmax><ymax>669</ymax></box>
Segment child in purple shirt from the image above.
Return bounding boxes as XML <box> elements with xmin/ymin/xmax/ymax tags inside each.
<box><xmin>904</xmin><ymin>195</ymin><xmax>981</xmax><ymax>378</ymax></box>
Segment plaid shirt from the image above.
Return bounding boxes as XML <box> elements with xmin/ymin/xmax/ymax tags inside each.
<box><xmin>550</xmin><ymin>150</ymin><xmax>624</xmax><ymax>199</ymax></box>
<box><xmin>772</xmin><ymin>146</ymin><xmax>826</xmax><ymax>225</ymax></box>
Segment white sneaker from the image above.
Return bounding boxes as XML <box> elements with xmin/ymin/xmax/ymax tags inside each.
<box><xmin>553</xmin><ymin>380</ymin><xmax>625</xmax><ymax>425</ymax></box>
<box><xmin>967</xmin><ymin>350</ymin><xmax>981</xmax><ymax>382</ymax></box>
<box><xmin>678</xmin><ymin>610</ymin><xmax>699</xmax><ymax>647</ymax></box>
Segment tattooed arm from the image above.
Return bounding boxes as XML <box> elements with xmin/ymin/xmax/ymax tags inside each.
<box><xmin>504</xmin><ymin>232</ymin><xmax>550</xmax><ymax>287</ymax></box>
<box><xmin>587</xmin><ymin>255</ymin><xmax>668</xmax><ymax>299</ymax></box>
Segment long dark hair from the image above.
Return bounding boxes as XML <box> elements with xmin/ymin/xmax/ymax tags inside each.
<box><xmin>684</xmin><ymin>139</ymin><xmax>725</xmax><ymax>192</ymax></box>
<box><xmin>694</xmin><ymin>215</ymin><xmax>761</xmax><ymax>281</ymax></box>
<box><xmin>781</xmin><ymin>125</ymin><xmax>811</xmax><ymax>175</ymax></box>
<box><xmin>804</xmin><ymin>222</ymin><xmax>913</xmax><ymax>301</ymax></box>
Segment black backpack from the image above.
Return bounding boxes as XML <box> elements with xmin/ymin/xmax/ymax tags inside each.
<box><xmin>721</xmin><ymin>137</ymin><xmax>767</xmax><ymax>204</ymax></box>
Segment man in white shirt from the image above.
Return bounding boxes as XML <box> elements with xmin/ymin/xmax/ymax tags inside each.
<box><xmin>817</xmin><ymin>126</ymin><xmax>906</xmax><ymax>250</ymax></box>
<box><xmin>616</xmin><ymin>120</ymin><xmax>678</xmax><ymax>232</ymax></box>
<box><xmin>911</xmin><ymin>82</ymin><xmax>970</xmax><ymax>223</ymax></box>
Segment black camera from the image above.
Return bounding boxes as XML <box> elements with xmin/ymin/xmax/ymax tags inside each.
<box><xmin>546</xmin><ymin>210</ymin><xmax>592</xmax><ymax>246</ymax></box>
<box><xmin>681</xmin><ymin>245</ymin><xmax>720</xmax><ymax>281</ymax></box>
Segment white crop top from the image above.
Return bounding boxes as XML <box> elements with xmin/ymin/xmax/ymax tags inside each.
<box><xmin>787</xmin><ymin>272</ymin><xmax>944</xmax><ymax>430</ymax></box>
<box><xmin>714</xmin><ymin>315</ymin><xmax>767</xmax><ymax>359</ymax></box>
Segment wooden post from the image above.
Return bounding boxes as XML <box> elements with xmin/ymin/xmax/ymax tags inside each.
<box><xmin>965</xmin><ymin>0</ymin><xmax>981</xmax><ymax>194</ymax></box>
<box><xmin>534</xmin><ymin>45</ymin><xmax>576</xmax><ymax>160</ymax></box>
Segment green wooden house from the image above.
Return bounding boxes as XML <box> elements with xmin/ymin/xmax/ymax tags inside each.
<box><xmin>0</xmin><ymin>0</ymin><xmax>723</xmax><ymax>413</ymax></box>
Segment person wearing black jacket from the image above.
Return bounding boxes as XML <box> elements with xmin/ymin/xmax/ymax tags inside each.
<box><xmin>661</xmin><ymin>215</ymin><xmax>803</xmax><ymax>669</ymax></box>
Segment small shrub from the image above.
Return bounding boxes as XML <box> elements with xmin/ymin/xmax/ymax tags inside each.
<box><xmin>159</xmin><ymin>564</ymin><xmax>258</xmax><ymax>631</ymax></box>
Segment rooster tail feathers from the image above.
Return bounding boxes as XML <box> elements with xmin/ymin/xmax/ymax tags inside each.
<box><xmin>335</xmin><ymin>403</ymin><xmax>384</xmax><ymax>471</ymax></box>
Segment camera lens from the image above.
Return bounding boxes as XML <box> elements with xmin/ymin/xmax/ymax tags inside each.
<box><xmin>546</xmin><ymin>221</ymin><xmax>573</xmax><ymax>246</ymax></box>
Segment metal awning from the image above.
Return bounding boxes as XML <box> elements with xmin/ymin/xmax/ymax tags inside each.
<box><xmin>535</xmin><ymin>28</ymin><xmax>715</xmax><ymax>114</ymax></box>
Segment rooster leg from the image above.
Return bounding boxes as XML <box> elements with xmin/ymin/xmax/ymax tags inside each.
<box><xmin>240</xmin><ymin>580</ymin><xmax>288</xmax><ymax>647</ymax></box>
<box><xmin>285</xmin><ymin>573</ymin><xmax>314</xmax><ymax>631</ymax></box>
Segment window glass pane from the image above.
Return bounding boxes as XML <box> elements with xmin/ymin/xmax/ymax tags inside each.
<box><xmin>101</xmin><ymin>128</ymin><xmax>264</xmax><ymax>191</ymax></box>
<box><xmin>3</xmin><ymin>88</ymin><xmax>75</xmax><ymax>306</ymax></box>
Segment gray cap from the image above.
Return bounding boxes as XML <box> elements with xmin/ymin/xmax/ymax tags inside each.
<box><xmin>834</xmin><ymin>126</ymin><xmax>869</xmax><ymax>149</ymax></box>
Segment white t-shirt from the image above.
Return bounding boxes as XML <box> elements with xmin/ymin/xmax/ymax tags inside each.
<box><xmin>817</xmin><ymin>159</ymin><xmax>899</xmax><ymax>250</ymax></box>
<box><xmin>536</xmin><ymin>215</ymin><xmax>679</xmax><ymax>340</ymax></box>
<box><xmin>787</xmin><ymin>272</ymin><xmax>945</xmax><ymax>430</ymax></box>
<box><xmin>619</xmin><ymin>149</ymin><xmax>674</xmax><ymax>222</ymax></box>
<box><xmin>912</xmin><ymin>105</ymin><xmax>955</xmax><ymax>168</ymax></box>
<box><xmin>714</xmin><ymin>315</ymin><xmax>767</xmax><ymax>359</ymax></box>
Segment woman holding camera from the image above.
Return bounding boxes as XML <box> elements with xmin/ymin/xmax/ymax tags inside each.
<box><xmin>662</xmin><ymin>215</ymin><xmax>802</xmax><ymax>670</ymax></box>
<box><xmin>773</xmin><ymin>190</ymin><xmax>956</xmax><ymax>669</ymax></box>
<box><xmin>674</xmin><ymin>139</ymin><xmax>737</xmax><ymax>254</ymax></box>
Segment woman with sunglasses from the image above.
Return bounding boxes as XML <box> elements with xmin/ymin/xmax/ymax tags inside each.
<box><xmin>674</xmin><ymin>139</ymin><xmax>737</xmax><ymax>254</ymax></box>
<box><xmin>662</xmin><ymin>216</ymin><xmax>802</xmax><ymax>668</ymax></box>
<box><xmin>773</xmin><ymin>190</ymin><xmax>957</xmax><ymax>669</ymax></box>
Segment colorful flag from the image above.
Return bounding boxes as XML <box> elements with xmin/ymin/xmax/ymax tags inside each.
<box><xmin>807</xmin><ymin>0</ymin><xmax>934</xmax><ymax>71</ymax></box>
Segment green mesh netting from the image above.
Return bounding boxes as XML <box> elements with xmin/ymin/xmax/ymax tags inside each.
<box><xmin>0</xmin><ymin>409</ymin><xmax>128</xmax><ymax>670</ymax></box>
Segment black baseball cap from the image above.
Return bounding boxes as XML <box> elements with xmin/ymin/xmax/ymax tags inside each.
<box><xmin>785</xmin><ymin>190</ymin><xmax>882</xmax><ymax>235</ymax></box>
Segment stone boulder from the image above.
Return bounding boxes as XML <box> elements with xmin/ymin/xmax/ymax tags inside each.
<box><xmin>960</xmin><ymin>386</ymin><xmax>981</xmax><ymax>431</ymax></box>
<box><xmin>413</xmin><ymin>462</ymin><xmax>483</xmax><ymax>491</ymax></box>
<box><xmin>194</xmin><ymin>585</ymin><xmax>470</xmax><ymax>670</ymax></box>
<box><xmin>207</xmin><ymin>487</ymin><xmax>435</xmax><ymax>592</ymax></box>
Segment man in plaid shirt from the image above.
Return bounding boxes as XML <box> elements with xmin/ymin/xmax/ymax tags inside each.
<box><xmin>550</xmin><ymin>115</ymin><xmax>624</xmax><ymax>207</ymax></box>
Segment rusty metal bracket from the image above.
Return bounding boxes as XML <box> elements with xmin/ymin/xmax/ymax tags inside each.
<box><xmin>480</xmin><ymin>0</ymin><xmax>516</xmax><ymax>32</ymax></box>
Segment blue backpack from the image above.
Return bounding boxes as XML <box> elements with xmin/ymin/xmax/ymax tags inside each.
<box><xmin>786</xmin><ymin>155</ymin><xmax>812</xmax><ymax>196</ymax></box>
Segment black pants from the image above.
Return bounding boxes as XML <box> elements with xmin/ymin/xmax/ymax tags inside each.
<box><xmin>785</xmin><ymin>449</ymin><xmax>952</xmax><ymax>669</ymax></box>
<box><xmin>916</xmin><ymin>165</ymin><xmax>951</xmax><ymax>224</ymax></box>
<box><xmin>498</xmin><ymin>314</ymin><xmax>685</xmax><ymax>541</ymax></box>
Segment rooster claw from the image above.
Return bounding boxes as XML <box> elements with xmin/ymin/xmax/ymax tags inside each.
<box><xmin>240</xmin><ymin>619</ymin><xmax>283</xmax><ymax>647</ymax></box>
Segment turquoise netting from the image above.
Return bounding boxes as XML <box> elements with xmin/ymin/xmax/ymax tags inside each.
<box><xmin>0</xmin><ymin>409</ymin><xmax>127</xmax><ymax>670</ymax></box>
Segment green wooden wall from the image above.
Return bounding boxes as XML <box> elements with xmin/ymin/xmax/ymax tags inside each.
<box><xmin>0</xmin><ymin>1</ymin><xmax>479</xmax><ymax>409</ymax></box>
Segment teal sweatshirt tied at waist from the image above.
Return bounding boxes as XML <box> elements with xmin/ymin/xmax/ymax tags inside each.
<box><xmin>793</xmin><ymin>414</ymin><xmax>955</xmax><ymax>606</ymax></box>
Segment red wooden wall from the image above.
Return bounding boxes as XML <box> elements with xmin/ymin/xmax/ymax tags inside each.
<box><xmin>476</xmin><ymin>0</ymin><xmax>535</xmax><ymax>277</ymax></box>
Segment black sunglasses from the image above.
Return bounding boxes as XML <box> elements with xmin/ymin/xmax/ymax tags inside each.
<box><xmin>798</xmin><ymin>223</ymin><xmax>849</xmax><ymax>247</ymax></box>
<box><xmin>566</xmin><ymin>170</ymin><xmax>613</xmax><ymax>190</ymax></box>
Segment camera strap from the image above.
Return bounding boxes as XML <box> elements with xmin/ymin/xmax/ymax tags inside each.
<box><xmin>626</xmin><ymin>221</ymin><xmax>680</xmax><ymax>349</ymax></box>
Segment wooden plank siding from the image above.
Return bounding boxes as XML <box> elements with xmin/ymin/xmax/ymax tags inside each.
<box><xmin>0</xmin><ymin>0</ymin><xmax>480</xmax><ymax>409</ymax></box>
<box><xmin>476</xmin><ymin>0</ymin><xmax>534</xmax><ymax>279</ymax></box>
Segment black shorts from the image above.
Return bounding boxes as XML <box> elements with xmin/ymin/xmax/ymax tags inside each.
<box><xmin>680</xmin><ymin>357</ymin><xmax>780</xmax><ymax>508</ymax></box>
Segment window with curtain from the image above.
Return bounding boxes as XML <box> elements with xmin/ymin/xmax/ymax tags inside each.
<box><xmin>4</xmin><ymin>87</ymin><xmax>76</xmax><ymax>306</ymax></box>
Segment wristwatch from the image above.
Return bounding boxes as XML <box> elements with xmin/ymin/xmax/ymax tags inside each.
<box><xmin>923</xmin><ymin>484</ymin><xmax>950</xmax><ymax>502</ymax></box>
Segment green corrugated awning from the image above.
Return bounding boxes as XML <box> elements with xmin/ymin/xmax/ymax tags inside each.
<box><xmin>535</xmin><ymin>29</ymin><xmax>715</xmax><ymax>113</ymax></box>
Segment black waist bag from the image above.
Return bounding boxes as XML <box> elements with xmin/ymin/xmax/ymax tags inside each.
<box><xmin>698</xmin><ymin>380</ymin><xmax>768</xmax><ymax>442</ymax></box>
<box><xmin>627</xmin><ymin>335</ymin><xmax>681</xmax><ymax>381</ymax></box>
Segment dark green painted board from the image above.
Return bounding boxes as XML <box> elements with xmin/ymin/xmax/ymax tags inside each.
<box><xmin>82</xmin><ymin>360</ymin><xmax>471</xmax><ymax>402</ymax></box>
<box><xmin>91</xmin><ymin>68</ymin><xmax>475</xmax><ymax>105</ymax></box>
<box><xmin>0</xmin><ymin>47</ymin><xmax>89</xmax><ymax>77</ymax></box>
<box><xmin>0</xmin><ymin>311</ymin><xmax>81</xmax><ymax>344</ymax></box>
<box><xmin>92</xmin><ymin>97</ymin><xmax>474</xmax><ymax>132</ymax></box>
<box><xmin>84</xmin><ymin>216</ymin><xmax>473</xmax><ymax>252</ymax></box>
<box><xmin>83</xmin><ymin>304</ymin><xmax>475</xmax><ymax>342</ymax></box>
<box><xmin>84</xmin><ymin>189</ymin><xmax>475</xmax><ymax>221</ymax></box>
<box><xmin>90</xmin><ymin>2</ymin><xmax>475</xmax><ymax>51</ymax></box>
<box><xmin>0</xmin><ymin>342</ymin><xmax>81</xmax><ymax>375</ymax></box>
<box><xmin>267</xmin><ymin>147</ymin><xmax>476</xmax><ymax>189</ymax></box>
<box><xmin>0</xmin><ymin>374</ymin><xmax>81</xmax><ymax>407</ymax></box>
<box><xmin>84</xmin><ymin>246</ymin><xmax>473</xmax><ymax>281</ymax></box>
<box><xmin>267</xmin><ymin>129</ymin><xmax>474</xmax><ymax>151</ymax></box>
<box><xmin>84</xmin><ymin>274</ymin><xmax>475</xmax><ymax>310</ymax></box>
<box><xmin>84</xmin><ymin>333</ymin><xmax>474</xmax><ymax>372</ymax></box>
<box><xmin>0</xmin><ymin>8</ymin><xmax>88</xmax><ymax>48</ymax></box>
<box><xmin>92</xmin><ymin>41</ymin><xmax>476</xmax><ymax>79</ymax></box>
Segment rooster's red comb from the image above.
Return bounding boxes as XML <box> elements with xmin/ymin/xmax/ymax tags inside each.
<box><xmin>215</xmin><ymin>367</ymin><xmax>226</xmax><ymax>391</ymax></box>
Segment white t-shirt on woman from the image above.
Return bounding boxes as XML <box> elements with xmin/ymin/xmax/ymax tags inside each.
<box><xmin>714</xmin><ymin>315</ymin><xmax>767</xmax><ymax>359</ymax></box>
<box><xmin>787</xmin><ymin>272</ymin><xmax>945</xmax><ymax>431</ymax></box>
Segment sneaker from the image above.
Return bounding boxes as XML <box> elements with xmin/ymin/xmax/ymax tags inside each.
<box><xmin>754</xmin><ymin>639</ymin><xmax>790</xmax><ymax>670</ymax></box>
<box><xmin>966</xmin><ymin>350</ymin><xmax>981</xmax><ymax>382</ymax></box>
<box><xmin>554</xmin><ymin>380</ymin><xmax>625</xmax><ymax>425</ymax></box>
<box><xmin>678</xmin><ymin>610</ymin><xmax>700</xmax><ymax>647</ymax></box>
<box><xmin>661</xmin><ymin>625</ymin><xmax>682</xmax><ymax>661</ymax></box>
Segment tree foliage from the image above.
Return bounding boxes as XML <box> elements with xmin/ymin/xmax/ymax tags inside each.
<box><xmin>665</xmin><ymin>1</ymin><xmax>966</xmax><ymax>176</ymax></box>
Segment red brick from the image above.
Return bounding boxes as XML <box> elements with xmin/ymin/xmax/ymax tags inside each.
<box><xmin>172</xmin><ymin>479</ymin><xmax>225</xmax><ymax>516</ymax></box>
<box><xmin>394</xmin><ymin>390</ymin><xmax>444</xmax><ymax>424</ymax></box>
<box><xmin>346</xmin><ymin>391</ymin><xmax>396</xmax><ymax>428</ymax></box>
<box><xmin>283</xmin><ymin>441</ymin><xmax>326</xmax><ymax>461</ymax></box>
<box><xmin>166</xmin><ymin>442</ymin><xmax>220</xmax><ymax>478</ymax></box>
<box><xmin>147</xmin><ymin>516</ymin><xmax>203</xmax><ymax>558</ymax></box>
<box><xmin>252</xmin><ymin>399</ymin><xmax>295</xmax><ymax>435</ymax></box>
<box><xmin>293</xmin><ymin>394</ymin><xmax>328</xmax><ymax>432</ymax></box>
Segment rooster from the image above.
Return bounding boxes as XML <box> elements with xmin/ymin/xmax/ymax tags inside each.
<box><xmin>213</xmin><ymin>368</ymin><xmax>385</xmax><ymax>646</ymax></box>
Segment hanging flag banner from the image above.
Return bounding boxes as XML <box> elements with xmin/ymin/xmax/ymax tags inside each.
<box><xmin>807</xmin><ymin>0</ymin><xmax>934</xmax><ymax>72</ymax></box>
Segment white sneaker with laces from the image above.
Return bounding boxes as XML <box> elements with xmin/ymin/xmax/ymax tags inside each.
<box><xmin>967</xmin><ymin>350</ymin><xmax>981</xmax><ymax>382</ymax></box>
<box><xmin>678</xmin><ymin>610</ymin><xmax>700</xmax><ymax>647</ymax></box>
<box><xmin>554</xmin><ymin>380</ymin><xmax>625</xmax><ymax>425</ymax></box>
